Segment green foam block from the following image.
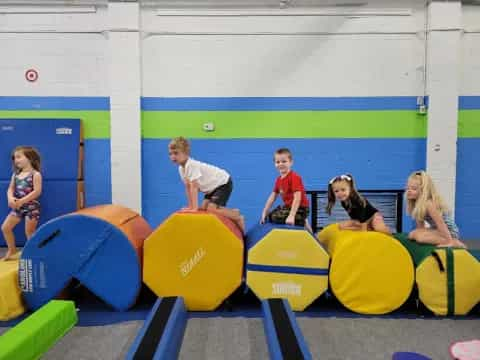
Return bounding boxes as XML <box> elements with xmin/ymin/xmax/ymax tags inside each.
<box><xmin>0</xmin><ymin>300</ymin><xmax>78</xmax><ymax>360</ymax></box>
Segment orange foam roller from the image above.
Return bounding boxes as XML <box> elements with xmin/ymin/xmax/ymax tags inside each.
<box><xmin>76</xmin><ymin>205</ymin><xmax>151</xmax><ymax>262</ymax></box>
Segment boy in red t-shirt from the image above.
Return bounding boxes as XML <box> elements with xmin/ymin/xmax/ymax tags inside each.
<box><xmin>260</xmin><ymin>148</ymin><xmax>311</xmax><ymax>231</ymax></box>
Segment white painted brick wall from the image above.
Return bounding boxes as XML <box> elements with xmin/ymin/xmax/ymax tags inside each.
<box><xmin>109</xmin><ymin>2</ymin><xmax>142</xmax><ymax>213</ymax></box>
<box><xmin>0</xmin><ymin>5</ymin><xmax>108</xmax><ymax>96</ymax></box>
<box><xmin>141</xmin><ymin>1</ymin><xmax>426</xmax><ymax>97</ymax></box>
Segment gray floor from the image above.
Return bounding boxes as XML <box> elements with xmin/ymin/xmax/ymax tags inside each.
<box><xmin>2</xmin><ymin>316</ymin><xmax>478</xmax><ymax>360</ymax></box>
<box><xmin>178</xmin><ymin>318</ymin><xmax>268</xmax><ymax>360</ymax></box>
<box><xmin>44</xmin><ymin>321</ymin><xmax>142</xmax><ymax>360</ymax></box>
<box><xmin>299</xmin><ymin>317</ymin><xmax>480</xmax><ymax>360</ymax></box>
<box><xmin>1</xmin><ymin>243</ymin><xmax>479</xmax><ymax>359</ymax></box>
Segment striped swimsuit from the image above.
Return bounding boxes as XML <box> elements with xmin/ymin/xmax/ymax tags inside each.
<box><xmin>424</xmin><ymin>212</ymin><xmax>460</xmax><ymax>239</ymax></box>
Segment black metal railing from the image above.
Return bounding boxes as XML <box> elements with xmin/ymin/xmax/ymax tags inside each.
<box><xmin>307</xmin><ymin>190</ymin><xmax>404</xmax><ymax>234</ymax></box>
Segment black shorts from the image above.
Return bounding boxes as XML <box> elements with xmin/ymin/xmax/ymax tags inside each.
<box><xmin>204</xmin><ymin>178</ymin><xmax>233</xmax><ymax>207</ymax></box>
<box><xmin>268</xmin><ymin>205</ymin><xmax>309</xmax><ymax>227</ymax></box>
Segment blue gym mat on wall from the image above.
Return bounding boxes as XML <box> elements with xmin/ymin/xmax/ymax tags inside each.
<box><xmin>0</xmin><ymin>119</ymin><xmax>82</xmax><ymax>180</ymax></box>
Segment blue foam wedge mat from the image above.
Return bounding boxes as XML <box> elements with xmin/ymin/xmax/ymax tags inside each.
<box><xmin>0</xmin><ymin>180</ymin><xmax>81</xmax><ymax>246</ymax></box>
<box><xmin>0</xmin><ymin>119</ymin><xmax>81</xmax><ymax>180</ymax></box>
<box><xmin>19</xmin><ymin>213</ymin><xmax>142</xmax><ymax>311</ymax></box>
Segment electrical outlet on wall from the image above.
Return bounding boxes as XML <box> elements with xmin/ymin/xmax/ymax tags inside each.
<box><xmin>418</xmin><ymin>105</ymin><xmax>427</xmax><ymax>115</ymax></box>
<box><xmin>203</xmin><ymin>122</ymin><xmax>215</xmax><ymax>132</ymax></box>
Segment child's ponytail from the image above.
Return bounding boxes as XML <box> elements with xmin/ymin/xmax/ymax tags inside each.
<box><xmin>326</xmin><ymin>182</ymin><xmax>336</xmax><ymax>215</ymax></box>
<box><xmin>346</xmin><ymin>174</ymin><xmax>366</xmax><ymax>209</ymax></box>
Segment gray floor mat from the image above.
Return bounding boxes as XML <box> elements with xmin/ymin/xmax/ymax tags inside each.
<box><xmin>43</xmin><ymin>321</ymin><xmax>142</xmax><ymax>360</ymax></box>
<box><xmin>179</xmin><ymin>318</ymin><xmax>268</xmax><ymax>360</ymax></box>
<box><xmin>299</xmin><ymin>317</ymin><xmax>480</xmax><ymax>360</ymax></box>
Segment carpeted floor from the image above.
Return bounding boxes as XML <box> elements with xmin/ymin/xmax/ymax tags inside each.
<box><xmin>3</xmin><ymin>316</ymin><xmax>478</xmax><ymax>359</ymax></box>
<box><xmin>299</xmin><ymin>317</ymin><xmax>480</xmax><ymax>360</ymax></box>
<box><xmin>179</xmin><ymin>318</ymin><xmax>268</xmax><ymax>360</ymax></box>
<box><xmin>1</xmin><ymin>243</ymin><xmax>479</xmax><ymax>359</ymax></box>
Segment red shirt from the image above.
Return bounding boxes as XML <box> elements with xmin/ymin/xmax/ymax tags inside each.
<box><xmin>273</xmin><ymin>171</ymin><xmax>309</xmax><ymax>208</ymax></box>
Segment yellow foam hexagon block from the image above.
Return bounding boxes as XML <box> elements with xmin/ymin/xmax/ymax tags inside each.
<box><xmin>143</xmin><ymin>211</ymin><xmax>244</xmax><ymax>311</ymax></box>
<box><xmin>318</xmin><ymin>224</ymin><xmax>414</xmax><ymax>314</ymax></box>
<box><xmin>0</xmin><ymin>259</ymin><xmax>26</xmax><ymax>321</ymax></box>
<box><xmin>246</xmin><ymin>224</ymin><xmax>329</xmax><ymax>311</ymax></box>
<box><xmin>416</xmin><ymin>249</ymin><xmax>480</xmax><ymax>315</ymax></box>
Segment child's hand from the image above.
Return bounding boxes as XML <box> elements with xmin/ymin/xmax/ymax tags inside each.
<box><xmin>8</xmin><ymin>197</ymin><xmax>18</xmax><ymax>209</ymax></box>
<box><xmin>260</xmin><ymin>213</ymin><xmax>266</xmax><ymax>224</ymax></box>
<box><xmin>286</xmin><ymin>215</ymin><xmax>295</xmax><ymax>225</ymax></box>
<box><xmin>14</xmin><ymin>199</ymin><xmax>23</xmax><ymax>209</ymax></box>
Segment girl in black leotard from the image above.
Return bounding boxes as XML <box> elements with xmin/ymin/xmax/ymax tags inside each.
<box><xmin>326</xmin><ymin>174</ymin><xmax>390</xmax><ymax>234</ymax></box>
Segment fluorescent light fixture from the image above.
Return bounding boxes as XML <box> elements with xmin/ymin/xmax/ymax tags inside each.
<box><xmin>155</xmin><ymin>8</ymin><xmax>412</xmax><ymax>16</ymax></box>
<box><xmin>0</xmin><ymin>5</ymin><xmax>96</xmax><ymax>14</ymax></box>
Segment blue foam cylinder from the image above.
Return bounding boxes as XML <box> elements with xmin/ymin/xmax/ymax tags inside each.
<box><xmin>19</xmin><ymin>213</ymin><xmax>141</xmax><ymax>311</ymax></box>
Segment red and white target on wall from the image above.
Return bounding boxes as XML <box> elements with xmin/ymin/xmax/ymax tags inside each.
<box><xmin>25</xmin><ymin>69</ymin><xmax>39</xmax><ymax>82</ymax></box>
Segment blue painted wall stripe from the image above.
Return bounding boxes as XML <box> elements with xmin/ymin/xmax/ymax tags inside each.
<box><xmin>456</xmin><ymin>138</ymin><xmax>480</xmax><ymax>239</ymax></box>
<box><xmin>0</xmin><ymin>96</ymin><xmax>110</xmax><ymax>110</ymax></box>
<box><xmin>247</xmin><ymin>264</ymin><xmax>328</xmax><ymax>275</ymax></box>
<box><xmin>141</xmin><ymin>96</ymin><xmax>420</xmax><ymax>111</ymax></box>
<box><xmin>459</xmin><ymin>96</ymin><xmax>480</xmax><ymax>110</ymax></box>
<box><xmin>142</xmin><ymin>138</ymin><xmax>426</xmax><ymax>232</ymax></box>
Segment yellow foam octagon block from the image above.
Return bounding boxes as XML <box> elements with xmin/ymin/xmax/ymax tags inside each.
<box><xmin>416</xmin><ymin>249</ymin><xmax>480</xmax><ymax>315</ymax></box>
<box><xmin>143</xmin><ymin>211</ymin><xmax>244</xmax><ymax>311</ymax></box>
<box><xmin>246</xmin><ymin>224</ymin><xmax>329</xmax><ymax>311</ymax></box>
<box><xmin>318</xmin><ymin>224</ymin><xmax>414</xmax><ymax>315</ymax></box>
<box><xmin>0</xmin><ymin>259</ymin><xmax>26</xmax><ymax>321</ymax></box>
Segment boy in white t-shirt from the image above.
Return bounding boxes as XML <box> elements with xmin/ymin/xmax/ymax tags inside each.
<box><xmin>168</xmin><ymin>137</ymin><xmax>245</xmax><ymax>233</ymax></box>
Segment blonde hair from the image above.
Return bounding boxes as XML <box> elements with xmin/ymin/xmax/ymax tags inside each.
<box><xmin>326</xmin><ymin>173</ymin><xmax>366</xmax><ymax>215</ymax></box>
<box><xmin>168</xmin><ymin>137</ymin><xmax>190</xmax><ymax>155</ymax></box>
<box><xmin>12</xmin><ymin>146</ymin><xmax>41</xmax><ymax>174</ymax></box>
<box><xmin>406</xmin><ymin>170</ymin><xmax>449</xmax><ymax>221</ymax></box>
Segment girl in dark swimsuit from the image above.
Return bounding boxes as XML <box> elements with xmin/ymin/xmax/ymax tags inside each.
<box><xmin>1</xmin><ymin>146</ymin><xmax>42</xmax><ymax>261</ymax></box>
<box><xmin>326</xmin><ymin>174</ymin><xmax>391</xmax><ymax>235</ymax></box>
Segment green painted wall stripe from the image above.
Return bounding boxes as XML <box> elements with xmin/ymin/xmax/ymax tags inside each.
<box><xmin>0</xmin><ymin>111</ymin><xmax>110</xmax><ymax>139</ymax></box>
<box><xmin>0</xmin><ymin>109</ymin><xmax>474</xmax><ymax>139</ymax></box>
<box><xmin>142</xmin><ymin>111</ymin><xmax>427</xmax><ymax>138</ymax></box>
<box><xmin>458</xmin><ymin>110</ymin><xmax>480</xmax><ymax>138</ymax></box>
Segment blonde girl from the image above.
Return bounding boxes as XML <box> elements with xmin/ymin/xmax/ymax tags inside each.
<box><xmin>406</xmin><ymin>171</ymin><xmax>466</xmax><ymax>248</ymax></box>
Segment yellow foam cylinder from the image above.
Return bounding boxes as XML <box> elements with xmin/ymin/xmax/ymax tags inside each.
<box><xmin>143</xmin><ymin>211</ymin><xmax>244</xmax><ymax>311</ymax></box>
<box><xmin>416</xmin><ymin>249</ymin><xmax>480</xmax><ymax>315</ymax></box>
<box><xmin>246</xmin><ymin>224</ymin><xmax>329</xmax><ymax>311</ymax></box>
<box><xmin>318</xmin><ymin>224</ymin><xmax>414</xmax><ymax>314</ymax></box>
<box><xmin>0</xmin><ymin>259</ymin><xmax>26</xmax><ymax>321</ymax></box>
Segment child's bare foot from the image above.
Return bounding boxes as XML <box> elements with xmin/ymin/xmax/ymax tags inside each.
<box><xmin>1</xmin><ymin>249</ymin><xmax>19</xmax><ymax>261</ymax></box>
<box><xmin>451</xmin><ymin>239</ymin><xmax>467</xmax><ymax>249</ymax></box>
<box><xmin>438</xmin><ymin>239</ymin><xmax>467</xmax><ymax>249</ymax></box>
